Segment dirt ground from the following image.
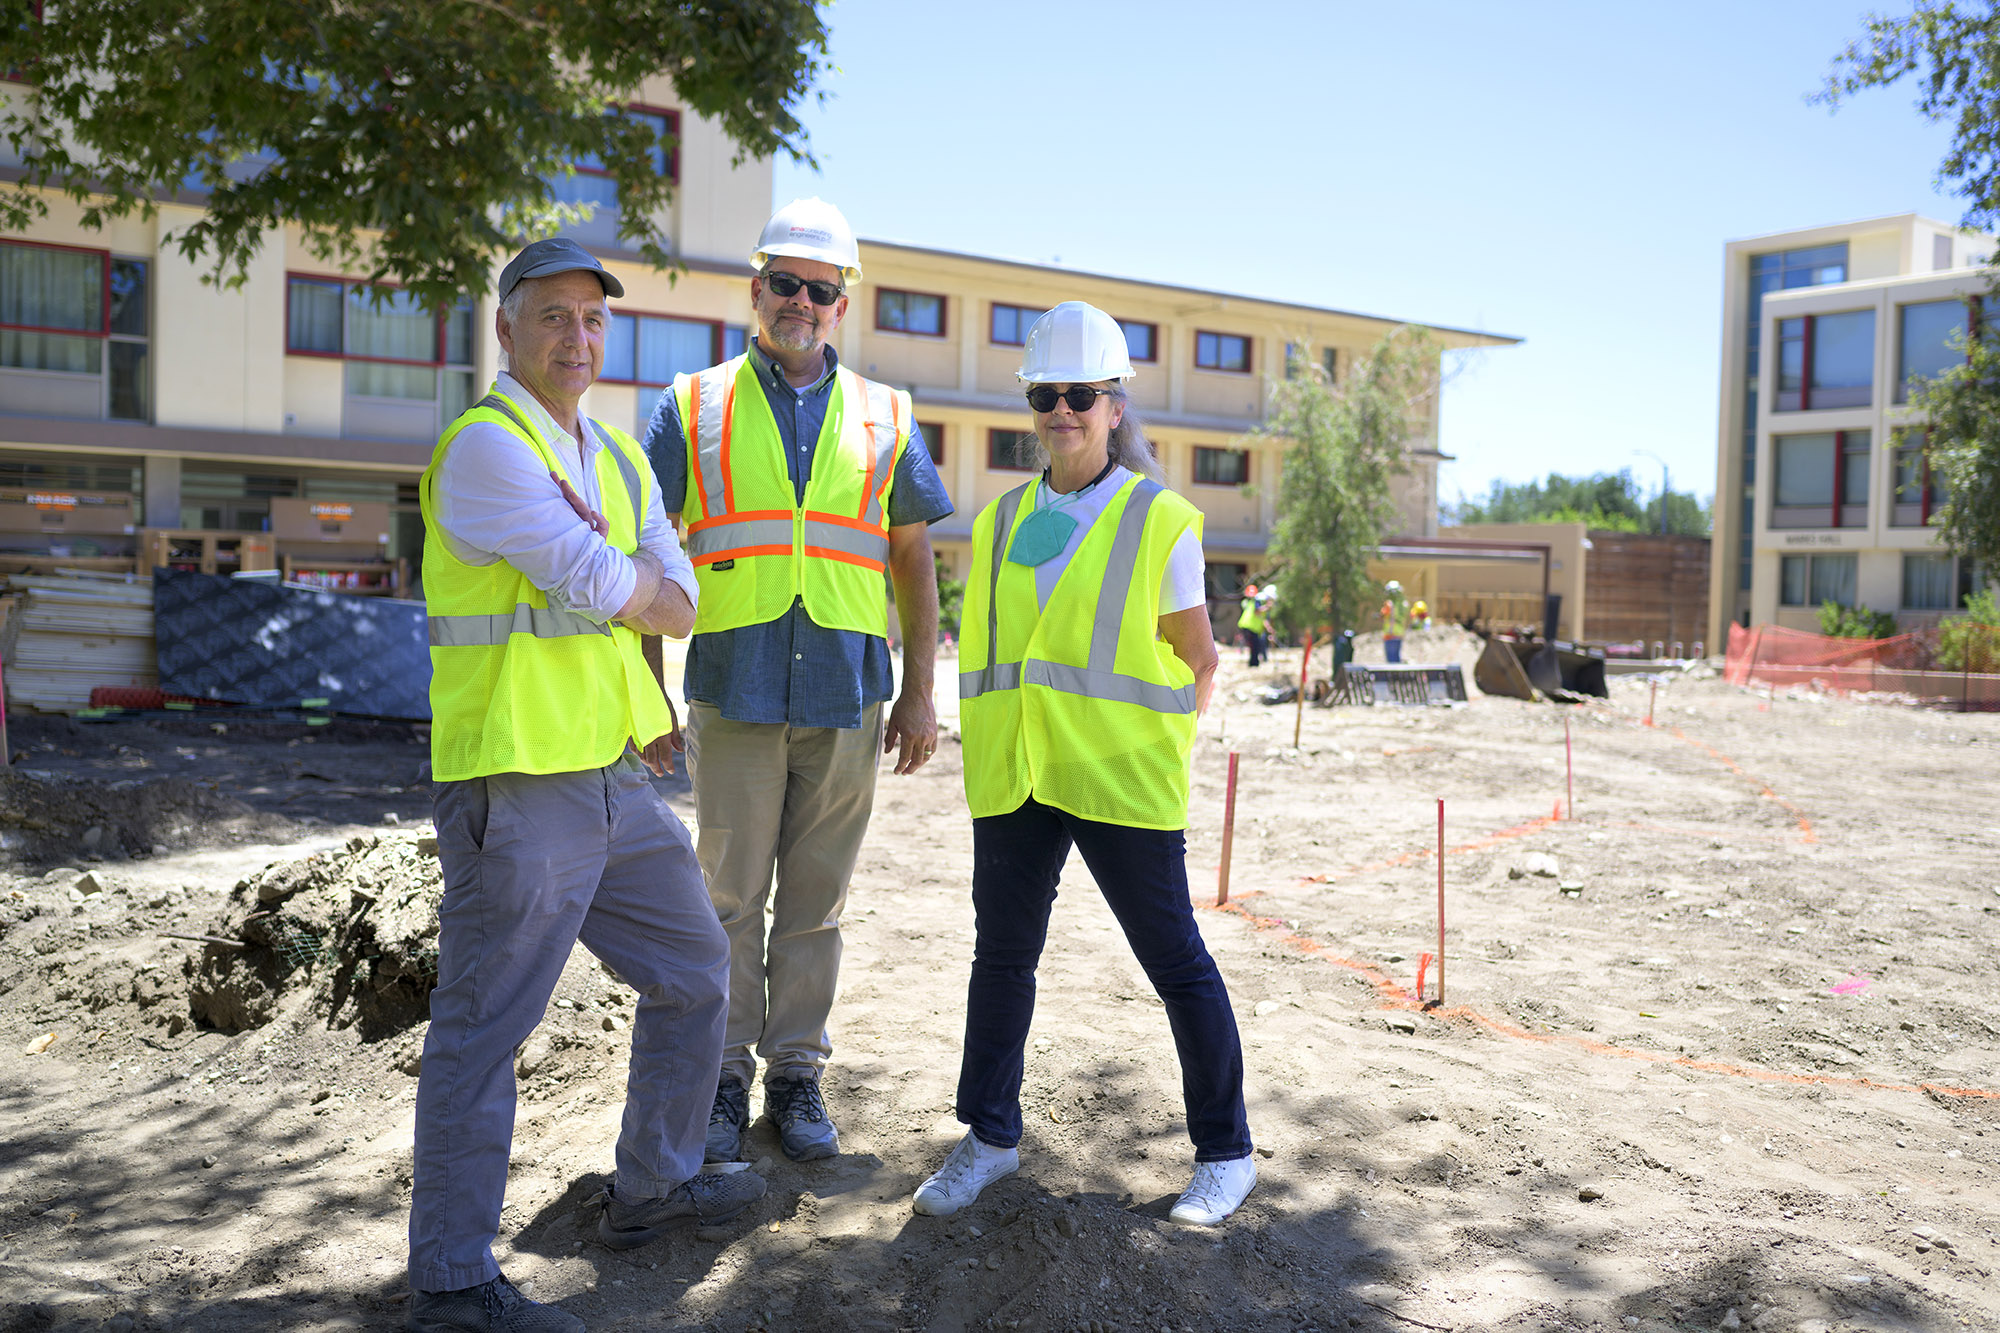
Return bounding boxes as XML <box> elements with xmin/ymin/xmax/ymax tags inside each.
<box><xmin>2</xmin><ymin>638</ymin><xmax>1998</xmax><ymax>1333</ymax></box>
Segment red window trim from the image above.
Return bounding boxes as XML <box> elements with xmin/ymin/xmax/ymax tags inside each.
<box><xmin>989</xmin><ymin>302</ymin><xmax>1038</xmax><ymax>347</ymax></box>
<box><xmin>1194</xmin><ymin>328</ymin><xmax>1252</xmax><ymax>374</ymax></box>
<box><xmin>915</xmin><ymin>419</ymin><xmax>944</xmax><ymax>465</ymax></box>
<box><xmin>1191</xmin><ymin>445</ymin><xmax>1252</xmax><ymax>487</ymax></box>
<box><xmin>986</xmin><ymin>427</ymin><xmax>1036</xmax><ymax>472</ymax></box>
<box><xmin>1117</xmin><ymin>317</ymin><xmax>1159</xmax><ymax>363</ymax></box>
<box><xmin>595</xmin><ymin>307</ymin><xmax>724</xmax><ymax>387</ymax></box>
<box><xmin>876</xmin><ymin>287</ymin><xmax>949</xmax><ymax>339</ymax></box>
<box><xmin>0</xmin><ymin>237</ymin><xmax>112</xmax><ymax>338</ymax></box>
<box><xmin>283</xmin><ymin>271</ymin><xmax>472</xmax><ymax>368</ymax></box>
<box><xmin>570</xmin><ymin>103</ymin><xmax>682</xmax><ymax>187</ymax></box>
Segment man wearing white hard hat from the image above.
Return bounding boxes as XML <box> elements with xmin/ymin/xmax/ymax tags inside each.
<box><xmin>641</xmin><ymin>198</ymin><xmax>952</xmax><ymax>1164</ymax></box>
<box><xmin>912</xmin><ymin>301</ymin><xmax>1256</xmax><ymax>1227</ymax></box>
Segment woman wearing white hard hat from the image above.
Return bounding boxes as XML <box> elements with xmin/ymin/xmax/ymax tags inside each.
<box><xmin>912</xmin><ymin>302</ymin><xmax>1254</xmax><ymax>1226</ymax></box>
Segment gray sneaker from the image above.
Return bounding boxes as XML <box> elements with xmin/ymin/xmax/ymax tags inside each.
<box><xmin>595</xmin><ymin>1171</ymin><xmax>766</xmax><ymax>1250</ymax></box>
<box><xmin>405</xmin><ymin>1275</ymin><xmax>583</xmax><ymax>1332</ymax></box>
<box><xmin>764</xmin><ymin>1072</ymin><xmax>839</xmax><ymax>1160</ymax></box>
<box><xmin>706</xmin><ymin>1076</ymin><xmax>750</xmax><ymax>1163</ymax></box>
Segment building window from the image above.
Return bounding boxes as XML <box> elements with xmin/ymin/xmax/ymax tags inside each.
<box><xmin>990</xmin><ymin>303</ymin><xmax>1044</xmax><ymax>346</ymax></box>
<box><xmin>1771</xmin><ymin>430</ymin><xmax>1869</xmax><ymax>529</ymax></box>
<box><xmin>987</xmin><ymin>428</ymin><xmax>1037</xmax><ymax>472</ymax></box>
<box><xmin>285</xmin><ymin>275</ymin><xmax>475</xmax><ymax>442</ymax></box>
<box><xmin>0</xmin><ymin>240</ymin><xmax>150</xmax><ymax>422</ymax></box>
<box><xmin>1195</xmin><ymin>330</ymin><xmax>1250</xmax><ymax>373</ymax></box>
<box><xmin>1896</xmin><ymin>298</ymin><xmax>1969</xmax><ymax>403</ymax></box>
<box><xmin>1119</xmin><ymin>319</ymin><xmax>1158</xmax><ymax>363</ymax></box>
<box><xmin>602</xmin><ymin>310</ymin><xmax>723</xmax><ymax>436</ymax></box>
<box><xmin>724</xmin><ymin>324</ymin><xmax>749</xmax><ymax>360</ymax></box>
<box><xmin>550</xmin><ymin>105</ymin><xmax>679</xmax><ymax>248</ymax></box>
<box><xmin>878</xmin><ymin>288</ymin><xmax>946</xmax><ymax>337</ymax></box>
<box><xmin>916</xmin><ymin>420</ymin><xmax>944</xmax><ymax>465</ymax></box>
<box><xmin>1779</xmin><ymin>553</ymin><xmax>1856</xmax><ymax>607</ymax></box>
<box><xmin>1902</xmin><ymin>553</ymin><xmax>1959</xmax><ymax>610</ymax></box>
<box><xmin>1193</xmin><ymin>446</ymin><xmax>1250</xmax><ymax>486</ymax></box>
<box><xmin>1283</xmin><ymin>342</ymin><xmax>1338</xmax><ymax>383</ymax></box>
<box><xmin>1774</xmin><ymin>309</ymin><xmax>1874</xmax><ymax>411</ymax></box>
<box><xmin>1891</xmin><ymin>428</ymin><xmax>1949</xmax><ymax>527</ymax></box>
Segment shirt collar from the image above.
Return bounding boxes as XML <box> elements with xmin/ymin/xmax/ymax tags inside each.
<box><xmin>748</xmin><ymin>336</ymin><xmax>840</xmax><ymax>395</ymax></box>
<box><xmin>496</xmin><ymin>370</ymin><xmax>598</xmax><ymax>455</ymax></box>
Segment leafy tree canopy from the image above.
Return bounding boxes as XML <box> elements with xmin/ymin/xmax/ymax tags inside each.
<box><xmin>0</xmin><ymin>0</ymin><xmax>829</xmax><ymax>312</ymax></box>
<box><xmin>1260</xmin><ymin>331</ymin><xmax>1434</xmax><ymax>638</ymax></box>
<box><xmin>1448</xmin><ymin>471</ymin><xmax>1711</xmax><ymax>537</ymax></box>
<box><xmin>1822</xmin><ymin>3</ymin><xmax>2000</xmax><ymax>568</ymax></box>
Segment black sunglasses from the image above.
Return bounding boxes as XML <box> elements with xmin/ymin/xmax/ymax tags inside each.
<box><xmin>1026</xmin><ymin>384</ymin><xmax>1116</xmax><ymax>414</ymax></box>
<box><xmin>763</xmin><ymin>271</ymin><xmax>845</xmax><ymax>306</ymax></box>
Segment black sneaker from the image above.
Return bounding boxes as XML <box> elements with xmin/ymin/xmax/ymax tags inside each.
<box><xmin>706</xmin><ymin>1076</ymin><xmax>750</xmax><ymax>1163</ymax></box>
<box><xmin>595</xmin><ymin>1171</ymin><xmax>767</xmax><ymax>1250</ymax></box>
<box><xmin>405</xmin><ymin>1275</ymin><xmax>583</xmax><ymax>1332</ymax></box>
<box><xmin>764</xmin><ymin>1072</ymin><xmax>839</xmax><ymax>1161</ymax></box>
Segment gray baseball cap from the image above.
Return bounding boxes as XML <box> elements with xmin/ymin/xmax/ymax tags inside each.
<box><xmin>497</xmin><ymin>237</ymin><xmax>625</xmax><ymax>301</ymax></box>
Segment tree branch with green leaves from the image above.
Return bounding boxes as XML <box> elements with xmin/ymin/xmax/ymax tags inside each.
<box><xmin>0</xmin><ymin>0</ymin><xmax>830</xmax><ymax>313</ymax></box>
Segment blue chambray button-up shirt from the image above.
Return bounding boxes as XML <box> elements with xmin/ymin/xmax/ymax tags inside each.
<box><xmin>641</xmin><ymin>338</ymin><xmax>953</xmax><ymax>730</ymax></box>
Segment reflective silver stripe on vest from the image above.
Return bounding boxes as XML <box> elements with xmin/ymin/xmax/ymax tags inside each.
<box><xmin>959</xmin><ymin>482</ymin><xmax>1034</xmax><ymax>701</ymax></box>
<box><xmin>691</xmin><ymin>361</ymin><xmax>736</xmax><ymax>517</ymax></box>
<box><xmin>688</xmin><ymin>517</ymin><xmax>794</xmax><ymax>558</ymax></box>
<box><xmin>428</xmin><ymin>603</ymin><xmax>612</xmax><ymax>646</ymax></box>
<box><xmin>803</xmin><ymin>518</ymin><xmax>889</xmax><ymax>564</ymax></box>
<box><xmin>851</xmin><ymin>372</ymin><xmax>901</xmax><ymax>527</ymax></box>
<box><xmin>959</xmin><ymin>478</ymin><xmax>1194</xmax><ymax>715</ymax></box>
<box><xmin>592</xmin><ymin>420</ymin><xmax>645</xmax><ymax>537</ymax></box>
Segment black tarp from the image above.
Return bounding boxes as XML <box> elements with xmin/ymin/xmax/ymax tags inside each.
<box><xmin>153</xmin><ymin>569</ymin><xmax>430</xmax><ymax>720</ymax></box>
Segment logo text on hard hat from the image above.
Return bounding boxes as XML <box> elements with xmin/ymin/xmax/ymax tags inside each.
<box><xmin>788</xmin><ymin>226</ymin><xmax>833</xmax><ymax>243</ymax></box>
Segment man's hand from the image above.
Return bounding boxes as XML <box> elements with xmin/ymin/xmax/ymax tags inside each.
<box><xmin>883</xmin><ymin>689</ymin><xmax>938</xmax><ymax>775</ymax></box>
<box><xmin>640</xmin><ymin>727</ymin><xmax>685</xmax><ymax>777</ymax></box>
<box><xmin>619</xmin><ymin>578</ymin><xmax>695</xmax><ymax>638</ymax></box>
<box><xmin>551</xmin><ymin>471</ymin><xmax>609</xmax><ymax>536</ymax></box>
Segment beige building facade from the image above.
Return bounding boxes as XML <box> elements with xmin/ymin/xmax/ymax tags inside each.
<box><xmin>3</xmin><ymin>75</ymin><xmax>1514</xmax><ymax>616</ymax></box>
<box><xmin>1709</xmin><ymin>214</ymin><xmax>1989</xmax><ymax>649</ymax></box>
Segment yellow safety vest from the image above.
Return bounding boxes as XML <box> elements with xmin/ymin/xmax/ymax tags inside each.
<box><xmin>959</xmin><ymin>475</ymin><xmax>1202</xmax><ymax>830</ymax></box>
<box><xmin>1237</xmin><ymin>599</ymin><xmax>1265</xmax><ymax>633</ymax></box>
<box><xmin>419</xmin><ymin>391</ymin><xmax>673</xmax><ymax>782</ymax></box>
<box><xmin>673</xmin><ymin>356</ymin><xmax>910</xmax><ymax>637</ymax></box>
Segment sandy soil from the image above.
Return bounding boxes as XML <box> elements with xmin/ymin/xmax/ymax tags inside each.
<box><xmin>2</xmin><ymin>643</ymin><xmax>1997</xmax><ymax>1333</ymax></box>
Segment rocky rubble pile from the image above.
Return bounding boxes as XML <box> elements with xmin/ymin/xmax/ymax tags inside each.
<box><xmin>188</xmin><ymin>831</ymin><xmax>445</xmax><ymax>1039</ymax></box>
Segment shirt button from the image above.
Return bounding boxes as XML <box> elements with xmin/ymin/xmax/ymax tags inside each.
<box><xmin>795</xmin><ymin>653</ymin><xmax>803</xmax><ymax>661</ymax></box>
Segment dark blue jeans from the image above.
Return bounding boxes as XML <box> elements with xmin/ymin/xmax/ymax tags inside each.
<box><xmin>956</xmin><ymin>798</ymin><xmax>1252</xmax><ymax>1161</ymax></box>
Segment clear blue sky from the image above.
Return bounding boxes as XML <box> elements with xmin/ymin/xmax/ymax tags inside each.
<box><xmin>773</xmin><ymin>0</ymin><xmax>1964</xmax><ymax>515</ymax></box>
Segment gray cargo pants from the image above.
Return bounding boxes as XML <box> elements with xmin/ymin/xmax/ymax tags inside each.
<box><xmin>408</xmin><ymin>755</ymin><xmax>728</xmax><ymax>1292</ymax></box>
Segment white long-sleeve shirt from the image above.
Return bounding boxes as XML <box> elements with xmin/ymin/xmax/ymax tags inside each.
<box><xmin>430</xmin><ymin>372</ymin><xmax>697</xmax><ymax>621</ymax></box>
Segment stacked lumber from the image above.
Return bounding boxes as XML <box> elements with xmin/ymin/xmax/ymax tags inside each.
<box><xmin>0</xmin><ymin>572</ymin><xmax>156</xmax><ymax>714</ymax></box>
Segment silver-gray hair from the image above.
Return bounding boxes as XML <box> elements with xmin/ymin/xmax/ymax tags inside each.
<box><xmin>496</xmin><ymin>284</ymin><xmax>529</xmax><ymax>373</ymax></box>
<box><xmin>1023</xmin><ymin>383</ymin><xmax>1164</xmax><ymax>483</ymax></box>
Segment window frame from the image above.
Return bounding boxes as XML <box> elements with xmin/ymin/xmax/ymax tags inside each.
<box><xmin>0</xmin><ymin>237</ymin><xmax>151</xmax><ymax>422</ymax></box>
<box><xmin>915</xmin><ymin>419</ymin><xmax>945</xmax><ymax>466</ymax></box>
<box><xmin>986</xmin><ymin>427</ymin><xmax>1037</xmax><ymax>473</ymax></box>
<box><xmin>1192</xmin><ymin>445</ymin><xmax>1252</xmax><ymax>487</ymax></box>
<box><xmin>283</xmin><ymin>272</ymin><xmax>472</xmax><ymax>371</ymax></box>
<box><xmin>1900</xmin><ymin>552</ymin><xmax>1960</xmax><ymax>611</ymax></box>
<box><xmin>566</xmin><ymin>103</ymin><xmax>682</xmax><ymax>187</ymax></box>
<box><xmin>1770</xmin><ymin>429</ymin><xmax>1870</xmax><ymax>530</ymax></box>
<box><xmin>1773</xmin><ymin>309</ymin><xmax>1875</xmax><ymax>411</ymax></box>
<box><xmin>1194</xmin><ymin>329</ymin><xmax>1252</xmax><ymax>374</ymax></box>
<box><xmin>595</xmin><ymin>307</ymin><xmax>725</xmax><ymax>388</ymax></box>
<box><xmin>1778</xmin><ymin>552</ymin><xmax>1858</xmax><ymax>607</ymax></box>
<box><xmin>876</xmin><ymin>287</ymin><xmax>949</xmax><ymax>339</ymax></box>
<box><xmin>1895</xmin><ymin>297</ymin><xmax>1973</xmax><ymax>405</ymax></box>
<box><xmin>0</xmin><ymin>237</ymin><xmax>114</xmax><ymax>339</ymax></box>
<box><xmin>989</xmin><ymin>303</ymin><xmax>1043</xmax><ymax>347</ymax></box>
<box><xmin>1117</xmin><ymin>317</ymin><xmax>1159</xmax><ymax>364</ymax></box>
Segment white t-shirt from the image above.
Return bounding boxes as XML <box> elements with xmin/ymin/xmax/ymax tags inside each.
<box><xmin>1018</xmin><ymin>465</ymin><xmax>1207</xmax><ymax>614</ymax></box>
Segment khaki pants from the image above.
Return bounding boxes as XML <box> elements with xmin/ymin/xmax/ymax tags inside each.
<box><xmin>687</xmin><ymin>701</ymin><xmax>882</xmax><ymax>1087</ymax></box>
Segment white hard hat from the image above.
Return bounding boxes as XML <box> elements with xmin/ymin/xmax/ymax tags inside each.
<box><xmin>1017</xmin><ymin>301</ymin><xmax>1135</xmax><ymax>383</ymax></box>
<box><xmin>752</xmin><ymin>197</ymin><xmax>862</xmax><ymax>285</ymax></box>
<box><xmin>1385</xmin><ymin>580</ymin><xmax>1403</xmax><ymax>593</ymax></box>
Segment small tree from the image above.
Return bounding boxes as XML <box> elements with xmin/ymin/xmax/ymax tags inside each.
<box><xmin>1258</xmin><ymin>328</ymin><xmax>1437</xmax><ymax>640</ymax></box>
<box><xmin>0</xmin><ymin>1</ymin><xmax>829</xmax><ymax>311</ymax></box>
<box><xmin>1904</xmin><ymin>328</ymin><xmax>2000</xmax><ymax>576</ymax></box>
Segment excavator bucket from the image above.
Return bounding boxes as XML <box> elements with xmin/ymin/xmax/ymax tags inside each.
<box><xmin>1475</xmin><ymin>636</ymin><xmax>1540</xmax><ymax>701</ymax></box>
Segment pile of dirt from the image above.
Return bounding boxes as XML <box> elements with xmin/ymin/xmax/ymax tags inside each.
<box><xmin>188</xmin><ymin>831</ymin><xmax>444</xmax><ymax>1039</ymax></box>
<box><xmin>0</xmin><ymin>769</ymin><xmax>281</xmax><ymax>866</ymax></box>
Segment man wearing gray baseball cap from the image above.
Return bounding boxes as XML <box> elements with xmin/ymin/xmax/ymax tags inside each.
<box><xmin>405</xmin><ymin>237</ymin><xmax>763</xmax><ymax>1333</ymax></box>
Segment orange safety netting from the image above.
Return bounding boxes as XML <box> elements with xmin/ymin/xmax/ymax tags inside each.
<box><xmin>1724</xmin><ymin>621</ymin><xmax>2000</xmax><ymax>710</ymax></box>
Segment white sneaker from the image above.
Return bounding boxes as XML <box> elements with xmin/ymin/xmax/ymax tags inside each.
<box><xmin>1169</xmin><ymin>1154</ymin><xmax>1257</xmax><ymax>1225</ymax></box>
<box><xmin>912</xmin><ymin>1131</ymin><xmax>1018</xmax><ymax>1216</ymax></box>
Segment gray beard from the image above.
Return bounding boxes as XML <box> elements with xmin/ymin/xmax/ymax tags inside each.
<box><xmin>762</xmin><ymin>319</ymin><xmax>819</xmax><ymax>355</ymax></box>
